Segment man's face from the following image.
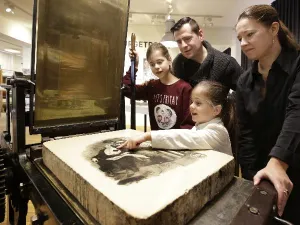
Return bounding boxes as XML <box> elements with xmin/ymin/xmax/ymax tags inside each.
<box><xmin>174</xmin><ymin>23</ymin><xmax>204</xmax><ymax>60</ymax></box>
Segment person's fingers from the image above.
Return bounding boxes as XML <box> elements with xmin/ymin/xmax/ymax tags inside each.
<box><xmin>117</xmin><ymin>141</ymin><xmax>128</xmax><ymax>149</ymax></box>
<box><xmin>277</xmin><ymin>188</ymin><xmax>288</xmax><ymax>216</ymax></box>
<box><xmin>253</xmin><ymin>169</ymin><xmax>266</xmax><ymax>185</ymax></box>
<box><xmin>273</xmin><ymin>179</ymin><xmax>293</xmax><ymax>216</ymax></box>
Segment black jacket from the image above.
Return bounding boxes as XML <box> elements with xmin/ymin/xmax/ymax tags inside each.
<box><xmin>172</xmin><ymin>40</ymin><xmax>243</xmax><ymax>91</ymax></box>
<box><xmin>237</xmin><ymin>48</ymin><xmax>300</xmax><ymax>179</ymax></box>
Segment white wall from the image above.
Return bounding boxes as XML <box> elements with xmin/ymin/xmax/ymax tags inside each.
<box><xmin>13</xmin><ymin>55</ymin><xmax>22</xmax><ymax>72</ymax></box>
<box><xmin>0</xmin><ymin>51</ymin><xmax>14</xmax><ymax>71</ymax></box>
<box><xmin>0</xmin><ymin>52</ymin><xmax>22</xmax><ymax>72</ymax></box>
<box><xmin>22</xmin><ymin>46</ymin><xmax>32</xmax><ymax>74</ymax></box>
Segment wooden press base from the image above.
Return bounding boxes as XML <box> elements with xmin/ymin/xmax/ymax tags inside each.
<box><xmin>42</xmin><ymin>129</ymin><xmax>235</xmax><ymax>225</ymax></box>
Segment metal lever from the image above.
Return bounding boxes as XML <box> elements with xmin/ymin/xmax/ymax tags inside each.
<box><xmin>273</xmin><ymin>216</ymin><xmax>294</xmax><ymax>225</ymax></box>
<box><xmin>272</xmin><ymin>205</ymin><xmax>294</xmax><ymax>225</ymax></box>
<box><xmin>7</xmin><ymin>77</ymin><xmax>35</xmax><ymax>87</ymax></box>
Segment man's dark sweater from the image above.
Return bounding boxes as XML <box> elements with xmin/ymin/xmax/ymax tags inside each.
<box><xmin>172</xmin><ymin>40</ymin><xmax>243</xmax><ymax>91</ymax></box>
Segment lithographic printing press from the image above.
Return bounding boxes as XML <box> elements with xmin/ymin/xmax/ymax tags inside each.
<box><xmin>0</xmin><ymin>0</ymin><xmax>287</xmax><ymax>225</ymax></box>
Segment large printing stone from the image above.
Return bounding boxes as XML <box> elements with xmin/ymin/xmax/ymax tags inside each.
<box><xmin>43</xmin><ymin>129</ymin><xmax>235</xmax><ymax>225</ymax></box>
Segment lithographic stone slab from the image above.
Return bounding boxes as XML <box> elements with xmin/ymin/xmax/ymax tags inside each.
<box><xmin>42</xmin><ymin>129</ymin><xmax>235</xmax><ymax>225</ymax></box>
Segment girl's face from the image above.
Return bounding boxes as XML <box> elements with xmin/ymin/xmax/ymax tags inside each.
<box><xmin>236</xmin><ymin>18</ymin><xmax>276</xmax><ymax>61</ymax></box>
<box><xmin>148</xmin><ymin>50</ymin><xmax>171</xmax><ymax>79</ymax></box>
<box><xmin>189</xmin><ymin>86</ymin><xmax>220</xmax><ymax>125</ymax></box>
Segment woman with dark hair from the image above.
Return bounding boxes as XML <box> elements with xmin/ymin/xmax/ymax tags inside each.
<box><xmin>236</xmin><ymin>4</ymin><xmax>300</xmax><ymax>223</ymax></box>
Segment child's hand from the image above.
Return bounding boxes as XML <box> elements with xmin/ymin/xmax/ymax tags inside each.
<box><xmin>129</xmin><ymin>48</ymin><xmax>139</xmax><ymax>69</ymax></box>
<box><xmin>117</xmin><ymin>139</ymin><xmax>140</xmax><ymax>149</ymax></box>
<box><xmin>117</xmin><ymin>132</ymin><xmax>151</xmax><ymax>150</ymax></box>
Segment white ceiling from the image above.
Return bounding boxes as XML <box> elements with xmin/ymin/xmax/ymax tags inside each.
<box><xmin>0</xmin><ymin>0</ymin><xmax>32</xmax><ymax>28</ymax></box>
<box><xmin>0</xmin><ymin>0</ymin><xmax>274</xmax><ymax>54</ymax></box>
<box><xmin>129</xmin><ymin>0</ymin><xmax>274</xmax><ymax>27</ymax></box>
<box><xmin>0</xmin><ymin>0</ymin><xmax>275</xmax><ymax>27</ymax></box>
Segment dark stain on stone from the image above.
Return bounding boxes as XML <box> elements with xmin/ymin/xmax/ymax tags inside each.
<box><xmin>82</xmin><ymin>138</ymin><xmax>207</xmax><ymax>185</ymax></box>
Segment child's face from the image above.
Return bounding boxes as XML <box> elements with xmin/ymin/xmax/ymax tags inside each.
<box><xmin>148</xmin><ymin>50</ymin><xmax>171</xmax><ymax>79</ymax></box>
<box><xmin>189</xmin><ymin>86</ymin><xmax>220</xmax><ymax>125</ymax></box>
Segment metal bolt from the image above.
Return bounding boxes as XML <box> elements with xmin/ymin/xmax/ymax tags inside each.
<box><xmin>260</xmin><ymin>190</ymin><xmax>267</xmax><ymax>195</ymax></box>
<box><xmin>31</xmin><ymin>215</ymin><xmax>40</xmax><ymax>225</ymax></box>
<box><xmin>31</xmin><ymin>215</ymin><xmax>38</xmax><ymax>221</ymax></box>
<box><xmin>249</xmin><ymin>207</ymin><xmax>259</xmax><ymax>215</ymax></box>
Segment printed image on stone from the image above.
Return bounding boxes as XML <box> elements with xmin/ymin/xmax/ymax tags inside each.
<box><xmin>82</xmin><ymin>138</ymin><xmax>206</xmax><ymax>185</ymax></box>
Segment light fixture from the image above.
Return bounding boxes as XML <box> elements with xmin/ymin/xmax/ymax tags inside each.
<box><xmin>4</xmin><ymin>0</ymin><xmax>15</xmax><ymax>14</ymax></box>
<box><xmin>4</xmin><ymin>48</ymin><xmax>21</xmax><ymax>54</ymax></box>
<box><xmin>160</xmin><ymin>1</ymin><xmax>177</xmax><ymax>48</ymax></box>
<box><xmin>160</xmin><ymin>18</ymin><xmax>177</xmax><ymax>48</ymax></box>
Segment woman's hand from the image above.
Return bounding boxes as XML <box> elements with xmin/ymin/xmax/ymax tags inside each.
<box><xmin>117</xmin><ymin>132</ymin><xmax>151</xmax><ymax>150</ymax></box>
<box><xmin>253</xmin><ymin>157</ymin><xmax>293</xmax><ymax>216</ymax></box>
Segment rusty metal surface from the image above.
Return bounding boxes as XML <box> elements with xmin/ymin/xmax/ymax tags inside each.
<box><xmin>35</xmin><ymin>0</ymin><xmax>129</xmax><ymax>127</ymax></box>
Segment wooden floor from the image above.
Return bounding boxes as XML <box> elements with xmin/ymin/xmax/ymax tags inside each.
<box><xmin>0</xmin><ymin>113</ymin><xmax>149</xmax><ymax>225</ymax></box>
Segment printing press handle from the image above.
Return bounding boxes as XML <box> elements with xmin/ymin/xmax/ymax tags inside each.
<box><xmin>230</xmin><ymin>180</ymin><xmax>294</xmax><ymax>225</ymax></box>
<box><xmin>130</xmin><ymin>33</ymin><xmax>136</xmax><ymax>129</ymax></box>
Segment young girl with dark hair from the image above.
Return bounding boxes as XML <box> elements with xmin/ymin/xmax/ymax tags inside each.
<box><xmin>123</xmin><ymin>42</ymin><xmax>193</xmax><ymax>130</ymax></box>
<box><xmin>119</xmin><ymin>81</ymin><xmax>235</xmax><ymax>156</ymax></box>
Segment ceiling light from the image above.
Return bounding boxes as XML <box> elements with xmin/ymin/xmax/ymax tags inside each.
<box><xmin>4</xmin><ymin>0</ymin><xmax>15</xmax><ymax>14</ymax></box>
<box><xmin>161</xmin><ymin>19</ymin><xmax>178</xmax><ymax>48</ymax></box>
<box><xmin>4</xmin><ymin>49</ymin><xmax>21</xmax><ymax>54</ymax></box>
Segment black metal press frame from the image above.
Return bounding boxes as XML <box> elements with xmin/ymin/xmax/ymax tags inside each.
<box><xmin>0</xmin><ymin>74</ymin><xmax>90</xmax><ymax>224</ymax></box>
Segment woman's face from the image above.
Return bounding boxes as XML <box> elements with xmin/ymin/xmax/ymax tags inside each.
<box><xmin>236</xmin><ymin>18</ymin><xmax>274</xmax><ymax>61</ymax></box>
